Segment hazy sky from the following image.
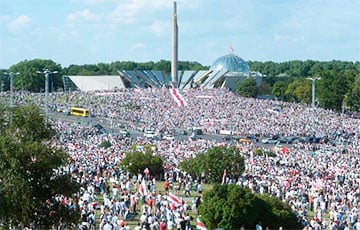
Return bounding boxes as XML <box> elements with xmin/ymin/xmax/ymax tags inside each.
<box><xmin>0</xmin><ymin>0</ymin><xmax>359</xmax><ymax>69</ymax></box>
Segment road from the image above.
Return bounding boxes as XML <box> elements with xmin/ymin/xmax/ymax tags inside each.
<box><xmin>48</xmin><ymin>112</ymin><xmax>288</xmax><ymax>149</ymax></box>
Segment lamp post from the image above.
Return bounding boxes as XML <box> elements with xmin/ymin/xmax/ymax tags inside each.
<box><xmin>306</xmin><ymin>77</ymin><xmax>321</xmax><ymax>108</ymax></box>
<box><xmin>5</xmin><ymin>72</ymin><xmax>20</xmax><ymax>108</ymax></box>
<box><xmin>37</xmin><ymin>69</ymin><xmax>58</xmax><ymax>114</ymax></box>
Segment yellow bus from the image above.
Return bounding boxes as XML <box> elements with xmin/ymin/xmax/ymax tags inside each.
<box><xmin>70</xmin><ymin>107</ymin><xmax>89</xmax><ymax>117</ymax></box>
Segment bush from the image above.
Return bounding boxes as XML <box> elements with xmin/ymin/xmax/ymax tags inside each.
<box><xmin>99</xmin><ymin>140</ymin><xmax>111</xmax><ymax>148</ymax></box>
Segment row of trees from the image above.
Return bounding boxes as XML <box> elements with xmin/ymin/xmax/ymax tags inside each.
<box><xmin>1</xmin><ymin>59</ymin><xmax>359</xmax><ymax>111</ymax></box>
<box><xmin>238</xmin><ymin>68</ymin><xmax>360</xmax><ymax>111</ymax></box>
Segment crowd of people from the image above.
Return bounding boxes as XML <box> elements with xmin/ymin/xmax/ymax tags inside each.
<box><xmin>2</xmin><ymin>88</ymin><xmax>360</xmax><ymax>229</ymax></box>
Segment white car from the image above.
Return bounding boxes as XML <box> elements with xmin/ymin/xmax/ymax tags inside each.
<box><xmin>261</xmin><ymin>138</ymin><xmax>279</xmax><ymax>144</ymax></box>
<box><xmin>144</xmin><ymin>128</ymin><xmax>157</xmax><ymax>138</ymax></box>
<box><xmin>163</xmin><ymin>135</ymin><xmax>175</xmax><ymax>141</ymax></box>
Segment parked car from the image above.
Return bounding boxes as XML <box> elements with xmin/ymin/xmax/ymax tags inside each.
<box><xmin>261</xmin><ymin>138</ymin><xmax>279</xmax><ymax>144</ymax></box>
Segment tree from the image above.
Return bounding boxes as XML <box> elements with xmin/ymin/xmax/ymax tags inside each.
<box><xmin>199</xmin><ymin>184</ymin><xmax>300</xmax><ymax>230</ymax></box>
<box><xmin>0</xmin><ymin>104</ymin><xmax>80</xmax><ymax>228</ymax></box>
<box><xmin>120</xmin><ymin>145</ymin><xmax>164</xmax><ymax>179</ymax></box>
<box><xmin>285</xmin><ymin>78</ymin><xmax>311</xmax><ymax>104</ymax></box>
<box><xmin>344</xmin><ymin>74</ymin><xmax>360</xmax><ymax>111</ymax></box>
<box><xmin>179</xmin><ymin>146</ymin><xmax>245</xmax><ymax>184</ymax></box>
<box><xmin>236</xmin><ymin>77</ymin><xmax>258</xmax><ymax>98</ymax></box>
<box><xmin>316</xmin><ymin>70</ymin><xmax>351</xmax><ymax>111</ymax></box>
<box><xmin>271</xmin><ymin>81</ymin><xmax>288</xmax><ymax>100</ymax></box>
<box><xmin>9</xmin><ymin>59</ymin><xmax>63</xmax><ymax>92</ymax></box>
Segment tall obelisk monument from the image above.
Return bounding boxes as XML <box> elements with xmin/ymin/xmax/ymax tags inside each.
<box><xmin>171</xmin><ymin>1</ymin><xmax>178</xmax><ymax>87</ymax></box>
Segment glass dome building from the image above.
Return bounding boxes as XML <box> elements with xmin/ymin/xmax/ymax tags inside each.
<box><xmin>210</xmin><ymin>53</ymin><xmax>250</xmax><ymax>74</ymax></box>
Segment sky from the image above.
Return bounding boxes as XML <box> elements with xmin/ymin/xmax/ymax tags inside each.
<box><xmin>0</xmin><ymin>0</ymin><xmax>359</xmax><ymax>69</ymax></box>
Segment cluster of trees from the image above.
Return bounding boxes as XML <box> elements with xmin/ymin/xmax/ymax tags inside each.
<box><xmin>179</xmin><ymin>146</ymin><xmax>245</xmax><ymax>183</ymax></box>
<box><xmin>1</xmin><ymin>58</ymin><xmax>359</xmax><ymax>111</ymax></box>
<box><xmin>237</xmin><ymin>67</ymin><xmax>360</xmax><ymax>111</ymax></box>
<box><xmin>119</xmin><ymin>145</ymin><xmax>163</xmax><ymax>179</ymax></box>
<box><xmin>0</xmin><ymin>105</ymin><xmax>80</xmax><ymax>228</ymax></box>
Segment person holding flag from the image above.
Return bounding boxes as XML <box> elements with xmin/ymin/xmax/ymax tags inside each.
<box><xmin>138</xmin><ymin>178</ymin><xmax>148</xmax><ymax>203</ymax></box>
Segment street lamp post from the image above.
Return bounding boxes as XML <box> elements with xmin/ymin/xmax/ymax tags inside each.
<box><xmin>37</xmin><ymin>69</ymin><xmax>58</xmax><ymax>114</ymax></box>
<box><xmin>306</xmin><ymin>77</ymin><xmax>321</xmax><ymax>108</ymax></box>
<box><xmin>5</xmin><ymin>72</ymin><xmax>20</xmax><ymax>108</ymax></box>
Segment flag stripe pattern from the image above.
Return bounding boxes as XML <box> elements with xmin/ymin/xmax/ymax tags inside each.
<box><xmin>196</xmin><ymin>217</ymin><xmax>207</xmax><ymax>230</ymax></box>
<box><xmin>169</xmin><ymin>88</ymin><xmax>187</xmax><ymax>107</ymax></box>
<box><xmin>167</xmin><ymin>192</ymin><xmax>183</xmax><ymax>206</ymax></box>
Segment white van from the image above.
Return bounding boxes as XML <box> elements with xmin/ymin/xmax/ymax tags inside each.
<box><xmin>144</xmin><ymin>128</ymin><xmax>157</xmax><ymax>138</ymax></box>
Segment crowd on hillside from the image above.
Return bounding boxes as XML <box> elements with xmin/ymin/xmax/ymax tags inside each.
<box><xmin>2</xmin><ymin>88</ymin><xmax>360</xmax><ymax>229</ymax></box>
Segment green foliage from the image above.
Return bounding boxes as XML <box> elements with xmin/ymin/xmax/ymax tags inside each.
<box><xmin>236</xmin><ymin>77</ymin><xmax>259</xmax><ymax>98</ymax></box>
<box><xmin>253</xmin><ymin>149</ymin><xmax>277</xmax><ymax>157</ymax></box>
<box><xmin>271</xmin><ymin>81</ymin><xmax>289</xmax><ymax>100</ymax></box>
<box><xmin>179</xmin><ymin>146</ymin><xmax>245</xmax><ymax>184</ymax></box>
<box><xmin>0</xmin><ymin>104</ymin><xmax>80</xmax><ymax>228</ymax></box>
<box><xmin>9</xmin><ymin>59</ymin><xmax>63</xmax><ymax>92</ymax></box>
<box><xmin>316</xmin><ymin>70</ymin><xmax>352</xmax><ymax>111</ymax></box>
<box><xmin>63</xmin><ymin>60</ymin><xmax>208</xmax><ymax>76</ymax></box>
<box><xmin>99</xmin><ymin>140</ymin><xmax>112</xmax><ymax>149</ymax></box>
<box><xmin>120</xmin><ymin>145</ymin><xmax>163</xmax><ymax>178</ymax></box>
<box><xmin>6</xmin><ymin>104</ymin><xmax>55</xmax><ymax>141</ymax></box>
<box><xmin>344</xmin><ymin>74</ymin><xmax>360</xmax><ymax>111</ymax></box>
<box><xmin>199</xmin><ymin>184</ymin><xmax>300</xmax><ymax>230</ymax></box>
<box><xmin>253</xmin><ymin>148</ymin><xmax>263</xmax><ymax>156</ymax></box>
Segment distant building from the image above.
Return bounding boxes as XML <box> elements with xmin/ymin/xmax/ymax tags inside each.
<box><xmin>208</xmin><ymin>52</ymin><xmax>262</xmax><ymax>91</ymax></box>
<box><xmin>63</xmin><ymin>52</ymin><xmax>263</xmax><ymax>92</ymax></box>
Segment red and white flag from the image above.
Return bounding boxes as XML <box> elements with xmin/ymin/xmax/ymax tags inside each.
<box><xmin>169</xmin><ymin>88</ymin><xmax>187</xmax><ymax>107</ymax></box>
<box><xmin>138</xmin><ymin>179</ymin><xmax>148</xmax><ymax>196</ymax></box>
<box><xmin>229</xmin><ymin>45</ymin><xmax>234</xmax><ymax>52</ymax></box>
<box><xmin>196</xmin><ymin>217</ymin><xmax>207</xmax><ymax>230</ymax></box>
<box><xmin>167</xmin><ymin>192</ymin><xmax>183</xmax><ymax>206</ymax></box>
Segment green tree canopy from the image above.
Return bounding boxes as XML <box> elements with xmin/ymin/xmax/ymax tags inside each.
<box><xmin>316</xmin><ymin>70</ymin><xmax>352</xmax><ymax>111</ymax></box>
<box><xmin>271</xmin><ymin>81</ymin><xmax>288</xmax><ymax>100</ymax></box>
<box><xmin>0</xmin><ymin>104</ymin><xmax>80</xmax><ymax>228</ymax></box>
<box><xmin>344</xmin><ymin>74</ymin><xmax>360</xmax><ymax>111</ymax></box>
<box><xmin>236</xmin><ymin>77</ymin><xmax>259</xmax><ymax>98</ymax></box>
<box><xmin>9</xmin><ymin>59</ymin><xmax>63</xmax><ymax>92</ymax></box>
<box><xmin>179</xmin><ymin>146</ymin><xmax>245</xmax><ymax>184</ymax></box>
<box><xmin>199</xmin><ymin>184</ymin><xmax>300</xmax><ymax>230</ymax></box>
<box><xmin>285</xmin><ymin>78</ymin><xmax>311</xmax><ymax>104</ymax></box>
<box><xmin>119</xmin><ymin>145</ymin><xmax>163</xmax><ymax>178</ymax></box>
